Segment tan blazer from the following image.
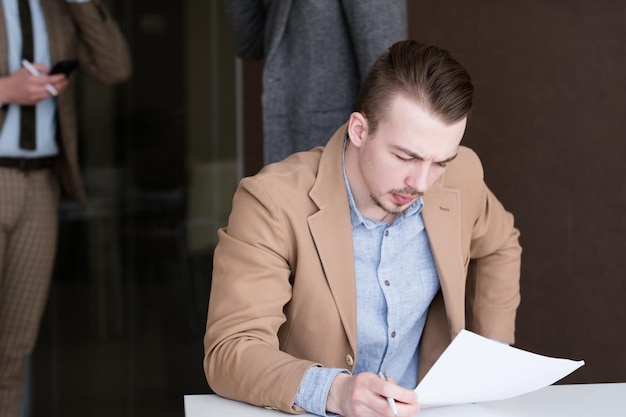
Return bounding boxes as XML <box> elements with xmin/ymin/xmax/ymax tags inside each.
<box><xmin>204</xmin><ymin>124</ymin><xmax>522</xmax><ymax>413</ymax></box>
<box><xmin>0</xmin><ymin>0</ymin><xmax>131</xmax><ymax>205</ymax></box>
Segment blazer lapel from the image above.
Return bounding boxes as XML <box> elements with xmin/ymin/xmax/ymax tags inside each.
<box><xmin>0</xmin><ymin>4</ymin><xmax>9</xmax><ymax>76</ymax></box>
<box><xmin>307</xmin><ymin>126</ymin><xmax>357</xmax><ymax>353</ymax></box>
<box><xmin>0</xmin><ymin>5</ymin><xmax>9</xmax><ymax>127</ymax></box>
<box><xmin>40</xmin><ymin>0</ymin><xmax>60</xmax><ymax>62</ymax></box>
<box><xmin>423</xmin><ymin>178</ymin><xmax>466</xmax><ymax>334</ymax></box>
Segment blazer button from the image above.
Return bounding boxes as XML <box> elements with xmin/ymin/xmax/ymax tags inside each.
<box><xmin>345</xmin><ymin>354</ymin><xmax>354</xmax><ymax>367</ymax></box>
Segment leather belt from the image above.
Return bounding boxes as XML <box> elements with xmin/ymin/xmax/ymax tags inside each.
<box><xmin>0</xmin><ymin>156</ymin><xmax>56</xmax><ymax>171</ymax></box>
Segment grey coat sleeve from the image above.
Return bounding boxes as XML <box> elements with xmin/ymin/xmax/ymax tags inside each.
<box><xmin>339</xmin><ymin>0</ymin><xmax>408</xmax><ymax>80</ymax></box>
<box><xmin>223</xmin><ymin>0</ymin><xmax>267</xmax><ymax>60</ymax></box>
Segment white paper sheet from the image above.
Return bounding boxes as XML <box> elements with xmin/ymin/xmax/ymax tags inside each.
<box><xmin>415</xmin><ymin>329</ymin><xmax>584</xmax><ymax>408</ymax></box>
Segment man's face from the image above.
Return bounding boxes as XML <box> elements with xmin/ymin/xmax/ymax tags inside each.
<box><xmin>346</xmin><ymin>95</ymin><xmax>467</xmax><ymax>220</ymax></box>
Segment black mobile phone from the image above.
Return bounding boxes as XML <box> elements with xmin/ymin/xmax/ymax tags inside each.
<box><xmin>50</xmin><ymin>59</ymin><xmax>79</xmax><ymax>77</ymax></box>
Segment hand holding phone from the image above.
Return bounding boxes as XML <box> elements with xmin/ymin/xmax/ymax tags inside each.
<box><xmin>49</xmin><ymin>59</ymin><xmax>79</xmax><ymax>77</ymax></box>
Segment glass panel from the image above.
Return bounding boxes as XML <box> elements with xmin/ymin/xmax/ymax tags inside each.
<box><xmin>30</xmin><ymin>1</ymin><xmax>238</xmax><ymax>416</ymax></box>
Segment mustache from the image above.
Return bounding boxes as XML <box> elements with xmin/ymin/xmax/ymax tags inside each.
<box><xmin>390</xmin><ymin>187</ymin><xmax>422</xmax><ymax>197</ymax></box>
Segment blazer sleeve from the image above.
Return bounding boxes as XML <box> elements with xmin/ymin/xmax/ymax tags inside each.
<box><xmin>66</xmin><ymin>0</ymin><xmax>132</xmax><ymax>84</ymax></box>
<box><xmin>204</xmin><ymin>176</ymin><xmax>317</xmax><ymax>414</ymax></box>
<box><xmin>463</xmin><ymin>150</ymin><xmax>522</xmax><ymax>344</ymax></box>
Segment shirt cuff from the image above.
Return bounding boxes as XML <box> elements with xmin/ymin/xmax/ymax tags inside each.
<box><xmin>294</xmin><ymin>366</ymin><xmax>350</xmax><ymax>416</ymax></box>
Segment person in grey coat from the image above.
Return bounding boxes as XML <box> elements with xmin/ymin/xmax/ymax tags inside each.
<box><xmin>223</xmin><ymin>0</ymin><xmax>408</xmax><ymax>164</ymax></box>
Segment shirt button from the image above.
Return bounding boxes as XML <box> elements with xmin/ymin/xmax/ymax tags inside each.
<box><xmin>384</xmin><ymin>280</ymin><xmax>390</xmax><ymax>286</ymax></box>
<box><xmin>345</xmin><ymin>354</ymin><xmax>354</xmax><ymax>366</ymax></box>
<box><xmin>391</xmin><ymin>331</ymin><xmax>396</xmax><ymax>338</ymax></box>
<box><xmin>384</xmin><ymin>230</ymin><xmax>389</xmax><ymax>237</ymax></box>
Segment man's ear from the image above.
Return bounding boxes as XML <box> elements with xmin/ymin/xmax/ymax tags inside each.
<box><xmin>347</xmin><ymin>112</ymin><xmax>369</xmax><ymax>148</ymax></box>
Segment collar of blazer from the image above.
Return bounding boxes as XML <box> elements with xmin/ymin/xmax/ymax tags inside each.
<box><xmin>423</xmin><ymin>174</ymin><xmax>466</xmax><ymax>334</ymax></box>
<box><xmin>307</xmin><ymin>123</ymin><xmax>358</xmax><ymax>352</ymax></box>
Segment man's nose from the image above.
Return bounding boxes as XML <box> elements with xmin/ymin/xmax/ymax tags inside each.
<box><xmin>405</xmin><ymin>163</ymin><xmax>430</xmax><ymax>193</ymax></box>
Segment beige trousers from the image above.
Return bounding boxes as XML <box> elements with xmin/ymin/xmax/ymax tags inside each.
<box><xmin>0</xmin><ymin>168</ymin><xmax>60</xmax><ymax>417</ymax></box>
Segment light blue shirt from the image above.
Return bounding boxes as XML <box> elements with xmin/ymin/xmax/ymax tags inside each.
<box><xmin>0</xmin><ymin>0</ymin><xmax>89</xmax><ymax>157</ymax></box>
<box><xmin>294</xmin><ymin>138</ymin><xmax>441</xmax><ymax>416</ymax></box>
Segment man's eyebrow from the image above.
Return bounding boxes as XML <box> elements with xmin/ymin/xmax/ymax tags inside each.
<box><xmin>439</xmin><ymin>153</ymin><xmax>459</xmax><ymax>164</ymax></box>
<box><xmin>394</xmin><ymin>146</ymin><xmax>458</xmax><ymax>163</ymax></box>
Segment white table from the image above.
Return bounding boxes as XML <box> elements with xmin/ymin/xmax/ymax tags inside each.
<box><xmin>185</xmin><ymin>383</ymin><xmax>626</xmax><ymax>416</ymax></box>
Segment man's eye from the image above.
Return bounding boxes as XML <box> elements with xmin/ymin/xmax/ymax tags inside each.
<box><xmin>395</xmin><ymin>154</ymin><xmax>411</xmax><ymax>162</ymax></box>
<box><xmin>437</xmin><ymin>162</ymin><xmax>449</xmax><ymax>168</ymax></box>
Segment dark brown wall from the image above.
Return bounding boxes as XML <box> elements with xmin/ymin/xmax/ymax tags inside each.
<box><xmin>408</xmin><ymin>1</ymin><xmax>626</xmax><ymax>383</ymax></box>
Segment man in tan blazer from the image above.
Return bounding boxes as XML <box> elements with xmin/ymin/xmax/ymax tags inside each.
<box><xmin>204</xmin><ymin>40</ymin><xmax>521</xmax><ymax>416</ymax></box>
<box><xmin>0</xmin><ymin>1</ymin><xmax>131</xmax><ymax>415</ymax></box>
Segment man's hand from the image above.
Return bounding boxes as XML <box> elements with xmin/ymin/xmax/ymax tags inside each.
<box><xmin>326</xmin><ymin>372</ymin><xmax>420</xmax><ymax>417</ymax></box>
<box><xmin>0</xmin><ymin>64</ymin><xmax>69</xmax><ymax>105</ymax></box>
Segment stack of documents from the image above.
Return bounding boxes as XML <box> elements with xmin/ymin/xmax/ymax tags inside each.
<box><xmin>415</xmin><ymin>330</ymin><xmax>585</xmax><ymax>408</ymax></box>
